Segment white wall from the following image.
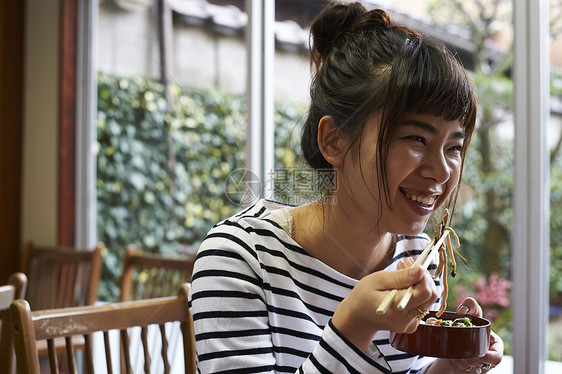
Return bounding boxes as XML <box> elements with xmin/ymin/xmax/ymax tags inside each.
<box><xmin>21</xmin><ymin>0</ymin><xmax>60</xmax><ymax>246</ymax></box>
<box><xmin>97</xmin><ymin>4</ymin><xmax>312</xmax><ymax>102</ymax></box>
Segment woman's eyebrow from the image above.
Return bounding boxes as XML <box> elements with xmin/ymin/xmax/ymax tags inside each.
<box><xmin>400</xmin><ymin>120</ymin><xmax>466</xmax><ymax>139</ymax></box>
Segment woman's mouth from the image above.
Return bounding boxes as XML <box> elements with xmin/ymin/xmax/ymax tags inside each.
<box><xmin>404</xmin><ymin>192</ymin><xmax>437</xmax><ymax>208</ymax></box>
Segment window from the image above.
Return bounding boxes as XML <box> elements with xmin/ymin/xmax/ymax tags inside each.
<box><xmin>77</xmin><ymin>1</ymin><xmax>558</xmax><ymax>371</ymax></box>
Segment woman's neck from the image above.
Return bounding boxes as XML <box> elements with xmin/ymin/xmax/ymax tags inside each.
<box><xmin>290</xmin><ymin>200</ymin><xmax>394</xmax><ymax>279</ymax></box>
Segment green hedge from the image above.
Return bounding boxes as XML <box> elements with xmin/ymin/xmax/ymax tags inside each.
<box><xmin>96</xmin><ymin>72</ymin><xmax>307</xmax><ymax>301</ymax></box>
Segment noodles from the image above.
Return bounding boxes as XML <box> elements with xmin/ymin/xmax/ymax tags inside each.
<box><xmin>445</xmin><ymin>227</ymin><xmax>460</xmax><ymax>277</ymax></box>
<box><xmin>437</xmin><ymin>249</ymin><xmax>448</xmax><ymax>317</ymax></box>
<box><xmin>432</xmin><ymin>209</ymin><xmax>460</xmax><ymax>318</ymax></box>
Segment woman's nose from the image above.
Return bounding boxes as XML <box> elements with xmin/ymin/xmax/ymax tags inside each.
<box><xmin>420</xmin><ymin>149</ymin><xmax>451</xmax><ymax>184</ymax></box>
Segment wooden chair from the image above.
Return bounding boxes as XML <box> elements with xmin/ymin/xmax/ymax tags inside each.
<box><xmin>116</xmin><ymin>246</ymin><xmax>196</xmax><ymax>372</ymax></box>
<box><xmin>0</xmin><ymin>272</ymin><xmax>28</xmax><ymax>374</ymax></box>
<box><xmin>21</xmin><ymin>241</ymin><xmax>104</xmax><ymax>310</ymax></box>
<box><xmin>20</xmin><ymin>241</ymin><xmax>104</xmax><ymax>368</ymax></box>
<box><xmin>119</xmin><ymin>245</ymin><xmax>196</xmax><ymax>302</ymax></box>
<box><xmin>10</xmin><ymin>283</ymin><xmax>196</xmax><ymax>374</ymax></box>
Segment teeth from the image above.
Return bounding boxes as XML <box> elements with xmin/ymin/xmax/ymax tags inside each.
<box><xmin>406</xmin><ymin>193</ymin><xmax>436</xmax><ymax>206</ymax></box>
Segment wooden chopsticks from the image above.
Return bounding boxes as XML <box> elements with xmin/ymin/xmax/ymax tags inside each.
<box><xmin>376</xmin><ymin>230</ymin><xmax>451</xmax><ymax>314</ymax></box>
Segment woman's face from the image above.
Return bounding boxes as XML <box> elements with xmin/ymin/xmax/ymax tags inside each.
<box><xmin>338</xmin><ymin>112</ymin><xmax>465</xmax><ymax>235</ymax></box>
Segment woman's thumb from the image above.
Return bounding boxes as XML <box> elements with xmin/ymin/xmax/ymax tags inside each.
<box><xmin>371</xmin><ymin>264</ymin><xmax>423</xmax><ymax>291</ymax></box>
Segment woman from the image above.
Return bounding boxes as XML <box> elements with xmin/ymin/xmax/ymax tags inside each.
<box><xmin>188</xmin><ymin>2</ymin><xmax>504</xmax><ymax>373</ymax></box>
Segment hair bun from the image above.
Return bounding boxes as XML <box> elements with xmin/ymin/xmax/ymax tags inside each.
<box><xmin>358</xmin><ymin>8</ymin><xmax>393</xmax><ymax>31</ymax></box>
<box><xmin>309</xmin><ymin>2</ymin><xmax>367</xmax><ymax>70</ymax></box>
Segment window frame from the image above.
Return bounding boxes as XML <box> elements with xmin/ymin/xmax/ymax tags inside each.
<box><xmin>512</xmin><ymin>0</ymin><xmax>551</xmax><ymax>372</ymax></box>
<box><xmin>75</xmin><ymin>0</ymin><xmax>98</xmax><ymax>249</ymax></box>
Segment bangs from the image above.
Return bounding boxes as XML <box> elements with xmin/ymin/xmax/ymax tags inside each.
<box><xmin>386</xmin><ymin>36</ymin><xmax>477</xmax><ymax>131</ymax></box>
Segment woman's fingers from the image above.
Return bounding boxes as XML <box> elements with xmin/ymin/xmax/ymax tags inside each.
<box><xmin>335</xmin><ymin>261</ymin><xmax>440</xmax><ymax>341</ymax></box>
<box><xmin>449</xmin><ymin>331</ymin><xmax>504</xmax><ymax>372</ymax></box>
<box><xmin>485</xmin><ymin>331</ymin><xmax>504</xmax><ymax>365</ymax></box>
<box><xmin>456</xmin><ymin>297</ymin><xmax>483</xmax><ymax>318</ymax></box>
<box><xmin>397</xmin><ymin>257</ymin><xmax>414</xmax><ymax>270</ymax></box>
<box><xmin>368</xmin><ymin>263</ymin><xmax>438</xmax><ymax>318</ymax></box>
<box><xmin>377</xmin><ymin>258</ymin><xmax>437</xmax><ymax>309</ymax></box>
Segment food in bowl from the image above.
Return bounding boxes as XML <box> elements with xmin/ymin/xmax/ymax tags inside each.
<box><xmin>423</xmin><ymin>316</ymin><xmax>473</xmax><ymax>327</ymax></box>
<box><xmin>389</xmin><ymin>311</ymin><xmax>491</xmax><ymax>359</ymax></box>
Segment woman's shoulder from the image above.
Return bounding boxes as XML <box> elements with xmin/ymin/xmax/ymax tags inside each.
<box><xmin>198</xmin><ymin>199</ymin><xmax>295</xmax><ymax>253</ymax></box>
<box><xmin>194</xmin><ymin>199</ymin><xmax>311</xmax><ymax>276</ymax></box>
<box><xmin>212</xmin><ymin>199</ymin><xmax>287</xmax><ymax>231</ymax></box>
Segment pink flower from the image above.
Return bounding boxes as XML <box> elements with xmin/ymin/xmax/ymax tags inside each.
<box><xmin>455</xmin><ymin>273</ymin><xmax>512</xmax><ymax>308</ymax></box>
<box><xmin>475</xmin><ymin>273</ymin><xmax>512</xmax><ymax>308</ymax></box>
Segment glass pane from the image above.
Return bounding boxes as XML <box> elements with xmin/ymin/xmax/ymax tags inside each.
<box><xmin>548</xmin><ymin>0</ymin><xmax>562</xmax><ymax>367</ymax></box>
<box><xmin>96</xmin><ymin>0</ymin><xmax>247</xmax><ymax>301</ymax></box>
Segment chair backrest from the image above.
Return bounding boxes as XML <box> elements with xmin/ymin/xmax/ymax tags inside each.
<box><xmin>0</xmin><ymin>272</ymin><xmax>27</xmax><ymax>374</ymax></box>
<box><xmin>119</xmin><ymin>245</ymin><xmax>195</xmax><ymax>302</ymax></box>
<box><xmin>10</xmin><ymin>283</ymin><xmax>196</xmax><ymax>374</ymax></box>
<box><xmin>21</xmin><ymin>241</ymin><xmax>104</xmax><ymax>310</ymax></box>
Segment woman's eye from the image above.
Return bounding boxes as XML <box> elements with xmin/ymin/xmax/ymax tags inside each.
<box><xmin>449</xmin><ymin>145</ymin><xmax>464</xmax><ymax>153</ymax></box>
<box><xmin>407</xmin><ymin>135</ymin><xmax>426</xmax><ymax>144</ymax></box>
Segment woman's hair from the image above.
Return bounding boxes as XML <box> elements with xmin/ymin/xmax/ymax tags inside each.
<box><xmin>302</xmin><ymin>1</ymin><xmax>477</xmax><ymax>211</ymax></box>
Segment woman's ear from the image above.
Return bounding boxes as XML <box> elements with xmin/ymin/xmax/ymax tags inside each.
<box><xmin>317</xmin><ymin>116</ymin><xmax>346</xmax><ymax>167</ymax></box>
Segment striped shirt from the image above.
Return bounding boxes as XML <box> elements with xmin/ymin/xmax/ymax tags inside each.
<box><xmin>188</xmin><ymin>200</ymin><xmax>443</xmax><ymax>373</ymax></box>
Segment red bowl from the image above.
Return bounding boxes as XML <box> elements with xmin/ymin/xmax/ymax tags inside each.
<box><xmin>389</xmin><ymin>311</ymin><xmax>491</xmax><ymax>359</ymax></box>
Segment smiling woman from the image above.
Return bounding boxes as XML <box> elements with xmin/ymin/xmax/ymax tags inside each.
<box><xmin>188</xmin><ymin>2</ymin><xmax>503</xmax><ymax>373</ymax></box>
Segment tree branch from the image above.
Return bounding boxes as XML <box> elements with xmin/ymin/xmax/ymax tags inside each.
<box><xmin>489</xmin><ymin>46</ymin><xmax>513</xmax><ymax>78</ymax></box>
<box><xmin>551</xmin><ymin>129</ymin><xmax>562</xmax><ymax>165</ymax></box>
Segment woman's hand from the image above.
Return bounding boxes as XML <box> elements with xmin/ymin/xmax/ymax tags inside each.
<box><xmin>428</xmin><ymin>297</ymin><xmax>504</xmax><ymax>373</ymax></box>
<box><xmin>331</xmin><ymin>258</ymin><xmax>439</xmax><ymax>351</ymax></box>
